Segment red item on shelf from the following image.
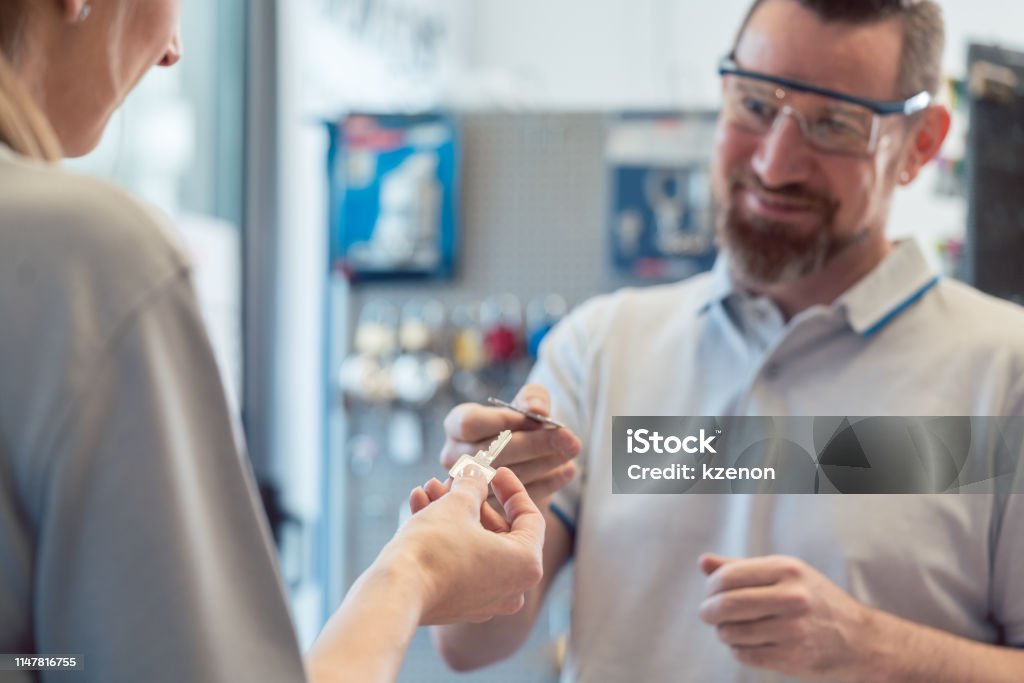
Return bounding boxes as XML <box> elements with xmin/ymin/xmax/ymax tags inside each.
<box><xmin>484</xmin><ymin>325</ymin><xmax>521</xmax><ymax>363</ymax></box>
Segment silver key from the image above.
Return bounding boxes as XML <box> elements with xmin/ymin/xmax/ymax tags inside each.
<box><xmin>481</xmin><ymin>429</ymin><xmax>513</xmax><ymax>467</ymax></box>
<box><xmin>487</xmin><ymin>397</ymin><xmax>566</xmax><ymax>429</ymax></box>
<box><xmin>448</xmin><ymin>429</ymin><xmax>513</xmax><ymax>483</ymax></box>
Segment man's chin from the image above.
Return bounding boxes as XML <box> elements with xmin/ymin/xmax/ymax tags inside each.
<box><xmin>720</xmin><ymin>220</ymin><xmax>831</xmax><ymax>286</ymax></box>
<box><xmin>726</xmin><ymin>249</ymin><xmax>819</xmax><ymax>287</ymax></box>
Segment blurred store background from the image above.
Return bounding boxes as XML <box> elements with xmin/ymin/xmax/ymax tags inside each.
<box><xmin>68</xmin><ymin>1</ymin><xmax>1024</xmax><ymax>680</ymax></box>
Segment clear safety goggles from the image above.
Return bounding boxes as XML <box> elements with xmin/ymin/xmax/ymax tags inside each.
<box><xmin>718</xmin><ymin>56</ymin><xmax>932</xmax><ymax>156</ymax></box>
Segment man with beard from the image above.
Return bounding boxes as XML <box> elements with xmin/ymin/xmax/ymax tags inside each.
<box><xmin>429</xmin><ymin>1</ymin><xmax>1024</xmax><ymax>681</ymax></box>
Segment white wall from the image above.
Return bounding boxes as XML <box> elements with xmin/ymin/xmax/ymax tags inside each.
<box><xmin>942</xmin><ymin>3</ymin><xmax>1024</xmax><ymax>76</ymax></box>
<box><xmin>464</xmin><ymin>0</ymin><xmax>1024</xmax><ymax>109</ymax></box>
<box><xmin>462</xmin><ymin>1</ymin><xmax>678</xmax><ymax>108</ymax></box>
<box><xmin>299</xmin><ymin>0</ymin><xmax>471</xmax><ymax>114</ymax></box>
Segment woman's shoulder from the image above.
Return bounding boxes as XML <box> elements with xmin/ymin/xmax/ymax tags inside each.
<box><xmin>0</xmin><ymin>152</ymin><xmax>192</xmax><ymax>339</ymax></box>
<box><xmin>0</xmin><ymin>150</ymin><xmax>189</xmax><ymax>277</ymax></box>
<box><xmin>0</xmin><ymin>150</ymin><xmax>191</xmax><ymax>325</ymax></box>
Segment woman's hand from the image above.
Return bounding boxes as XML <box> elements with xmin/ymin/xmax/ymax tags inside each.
<box><xmin>395</xmin><ymin>466</ymin><xmax>546</xmax><ymax>624</ymax></box>
<box><xmin>306</xmin><ymin>467</ymin><xmax>545</xmax><ymax>683</ymax></box>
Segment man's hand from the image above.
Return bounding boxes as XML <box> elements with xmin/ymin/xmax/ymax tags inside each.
<box><xmin>698</xmin><ymin>553</ymin><xmax>871</xmax><ymax>681</ymax></box>
<box><xmin>440</xmin><ymin>384</ymin><xmax>580</xmax><ymax>510</ymax></box>
<box><xmin>387</xmin><ymin>466</ymin><xmax>546</xmax><ymax>625</ymax></box>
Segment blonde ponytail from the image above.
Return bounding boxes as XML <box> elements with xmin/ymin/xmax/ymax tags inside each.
<box><xmin>0</xmin><ymin>6</ymin><xmax>62</xmax><ymax>161</ymax></box>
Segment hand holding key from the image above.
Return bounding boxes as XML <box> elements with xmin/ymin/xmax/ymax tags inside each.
<box><xmin>439</xmin><ymin>383</ymin><xmax>581</xmax><ymax>511</ymax></box>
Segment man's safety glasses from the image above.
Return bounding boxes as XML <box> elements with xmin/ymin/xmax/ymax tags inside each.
<box><xmin>718</xmin><ymin>57</ymin><xmax>932</xmax><ymax>156</ymax></box>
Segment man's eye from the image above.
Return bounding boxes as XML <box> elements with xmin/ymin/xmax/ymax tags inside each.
<box><xmin>741</xmin><ymin>96</ymin><xmax>777</xmax><ymax>121</ymax></box>
<box><xmin>817</xmin><ymin>117</ymin><xmax>864</xmax><ymax>140</ymax></box>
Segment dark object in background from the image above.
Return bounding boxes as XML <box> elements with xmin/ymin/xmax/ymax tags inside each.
<box><xmin>258</xmin><ymin>480</ymin><xmax>298</xmax><ymax>547</ymax></box>
<box><xmin>965</xmin><ymin>43</ymin><xmax>1024</xmax><ymax>305</ymax></box>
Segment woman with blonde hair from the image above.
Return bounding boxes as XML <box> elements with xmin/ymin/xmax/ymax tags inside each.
<box><xmin>0</xmin><ymin>2</ymin><xmax>547</xmax><ymax>681</ymax></box>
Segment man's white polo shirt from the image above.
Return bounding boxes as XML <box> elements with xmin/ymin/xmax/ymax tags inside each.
<box><xmin>532</xmin><ymin>239</ymin><xmax>1024</xmax><ymax>682</ymax></box>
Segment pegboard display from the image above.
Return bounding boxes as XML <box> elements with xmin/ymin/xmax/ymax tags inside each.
<box><xmin>325</xmin><ymin>113</ymin><xmax>622</xmax><ymax>683</ymax></box>
<box><xmin>455</xmin><ymin>114</ymin><xmax>609</xmax><ymax>300</ymax></box>
<box><xmin>966</xmin><ymin>43</ymin><xmax>1024</xmax><ymax>304</ymax></box>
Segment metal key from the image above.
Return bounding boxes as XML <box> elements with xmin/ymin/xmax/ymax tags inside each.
<box><xmin>448</xmin><ymin>429</ymin><xmax>513</xmax><ymax>483</ymax></box>
<box><xmin>480</xmin><ymin>429</ymin><xmax>513</xmax><ymax>467</ymax></box>
<box><xmin>487</xmin><ymin>397</ymin><xmax>566</xmax><ymax>429</ymax></box>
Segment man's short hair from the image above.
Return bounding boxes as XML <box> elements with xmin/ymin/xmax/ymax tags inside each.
<box><xmin>733</xmin><ymin>0</ymin><xmax>945</xmax><ymax>97</ymax></box>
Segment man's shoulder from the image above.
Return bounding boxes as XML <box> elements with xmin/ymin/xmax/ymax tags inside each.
<box><xmin>568</xmin><ymin>272</ymin><xmax>716</xmax><ymax>333</ymax></box>
<box><xmin>537</xmin><ymin>274</ymin><xmax>714</xmax><ymax>370</ymax></box>
<box><xmin>929</xmin><ymin>278</ymin><xmax>1024</xmax><ymax>343</ymax></box>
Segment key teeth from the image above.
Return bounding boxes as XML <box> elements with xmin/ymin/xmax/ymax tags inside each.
<box><xmin>496</xmin><ymin>429</ymin><xmax>513</xmax><ymax>449</ymax></box>
<box><xmin>484</xmin><ymin>429</ymin><xmax>514</xmax><ymax>465</ymax></box>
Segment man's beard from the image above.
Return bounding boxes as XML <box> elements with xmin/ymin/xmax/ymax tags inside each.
<box><xmin>717</xmin><ymin>169</ymin><xmax>850</xmax><ymax>286</ymax></box>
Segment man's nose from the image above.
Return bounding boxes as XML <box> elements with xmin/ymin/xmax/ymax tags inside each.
<box><xmin>750</xmin><ymin>111</ymin><xmax>815</xmax><ymax>188</ymax></box>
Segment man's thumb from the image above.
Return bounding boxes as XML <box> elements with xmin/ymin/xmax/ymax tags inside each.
<box><xmin>513</xmin><ymin>383</ymin><xmax>551</xmax><ymax>416</ymax></box>
<box><xmin>698</xmin><ymin>552</ymin><xmax>735</xmax><ymax>576</ymax></box>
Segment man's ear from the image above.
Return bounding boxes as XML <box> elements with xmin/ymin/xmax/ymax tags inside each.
<box><xmin>898</xmin><ymin>105</ymin><xmax>952</xmax><ymax>185</ymax></box>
